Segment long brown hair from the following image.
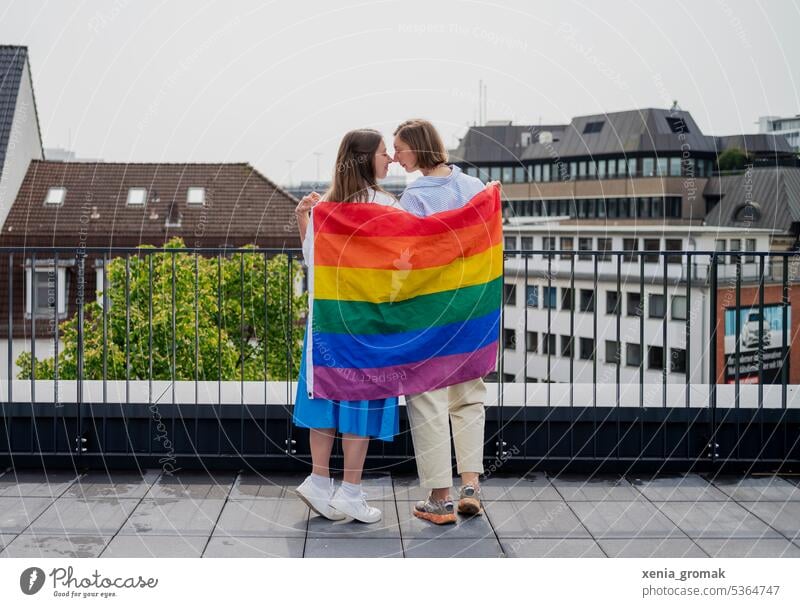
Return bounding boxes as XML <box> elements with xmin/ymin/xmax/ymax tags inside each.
<box><xmin>324</xmin><ymin>128</ymin><xmax>389</xmax><ymax>202</ymax></box>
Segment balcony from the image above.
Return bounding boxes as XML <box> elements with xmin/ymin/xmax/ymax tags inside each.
<box><xmin>0</xmin><ymin>245</ymin><xmax>798</xmax><ymax>472</ymax></box>
<box><xmin>1</xmin><ymin>245</ymin><xmax>799</xmax><ymax>559</ymax></box>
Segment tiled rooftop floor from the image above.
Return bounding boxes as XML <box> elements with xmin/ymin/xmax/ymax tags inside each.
<box><xmin>0</xmin><ymin>468</ymin><xmax>799</xmax><ymax>557</ymax></box>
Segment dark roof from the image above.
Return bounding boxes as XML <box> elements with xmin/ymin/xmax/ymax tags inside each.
<box><xmin>0</xmin><ymin>46</ymin><xmax>28</xmax><ymax>176</ymax></box>
<box><xmin>716</xmin><ymin>133</ymin><xmax>794</xmax><ymax>155</ymax></box>
<box><xmin>523</xmin><ymin>108</ymin><xmax>718</xmax><ymax>160</ymax></box>
<box><xmin>449</xmin><ymin>123</ymin><xmax>567</xmax><ymax>164</ymax></box>
<box><xmin>703</xmin><ymin>167</ymin><xmax>800</xmax><ymax>231</ymax></box>
<box><xmin>0</xmin><ymin>161</ymin><xmax>300</xmax><ymax>248</ymax></box>
<box><xmin>451</xmin><ymin>108</ymin><xmax>800</xmax><ymax>165</ymax></box>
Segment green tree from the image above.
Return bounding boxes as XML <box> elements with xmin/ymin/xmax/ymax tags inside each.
<box><xmin>717</xmin><ymin>147</ymin><xmax>751</xmax><ymax>172</ymax></box>
<box><xmin>17</xmin><ymin>238</ymin><xmax>307</xmax><ymax>381</ymax></box>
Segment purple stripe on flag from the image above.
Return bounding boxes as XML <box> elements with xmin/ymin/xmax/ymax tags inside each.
<box><xmin>311</xmin><ymin>342</ymin><xmax>498</xmax><ymax>401</ymax></box>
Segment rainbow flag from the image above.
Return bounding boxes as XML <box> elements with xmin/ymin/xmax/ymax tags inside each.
<box><xmin>304</xmin><ymin>184</ymin><xmax>502</xmax><ymax>401</ymax></box>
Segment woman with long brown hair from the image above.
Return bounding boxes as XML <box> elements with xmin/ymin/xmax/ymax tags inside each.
<box><xmin>292</xmin><ymin>128</ymin><xmax>399</xmax><ymax>524</ymax></box>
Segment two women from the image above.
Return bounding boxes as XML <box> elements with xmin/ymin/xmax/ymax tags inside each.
<box><xmin>293</xmin><ymin>120</ymin><xmax>491</xmax><ymax>525</ymax></box>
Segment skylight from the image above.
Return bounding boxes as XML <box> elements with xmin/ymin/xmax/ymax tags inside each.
<box><xmin>126</xmin><ymin>188</ymin><xmax>147</xmax><ymax>205</ymax></box>
<box><xmin>44</xmin><ymin>187</ymin><xmax>66</xmax><ymax>205</ymax></box>
<box><xmin>666</xmin><ymin>117</ymin><xmax>689</xmax><ymax>134</ymax></box>
<box><xmin>583</xmin><ymin>121</ymin><xmax>604</xmax><ymax>134</ymax></box>
<box><xmin>187</xmin><ymin>187</ymin><xmax>205</xmax><ymax>205</ymax></box>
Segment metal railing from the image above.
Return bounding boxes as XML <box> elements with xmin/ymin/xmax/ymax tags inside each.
<box><xmin>0</xmin><ymin>245</ymin><xmax>798</xmax><ymax>472</ymax></box>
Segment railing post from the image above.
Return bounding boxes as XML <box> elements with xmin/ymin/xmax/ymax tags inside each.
<box><xmin>707</xmin><ymin>253</ymin><xmax>719</xmax><ymax>462</ymax></box>
<box><xmin>75</xmin><ymin>250</ymin><xmax>87</xmax><ymax>459</ymax></box>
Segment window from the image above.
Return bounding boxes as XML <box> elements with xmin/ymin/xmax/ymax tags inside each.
<box><xmin>534</xmin><ymin>164</ymin><xmax>542</xmax><ymax>182</ymax></box>
<box><xmin>578</xmin><ymin>161</ymin><xmax>587</xmax><ymax>179</ymax></box>
<box><xmin>579</xmin><ymin>337</ymin><xmax>595</xmax><ymax>360</ymax></box>
<box><xmin>490</xmin><ymin>166</ymin><xmax>502</xmax><ymax>181</ymax></box>
<box><xmin>597</xmin><ymin>237</ymin><xmax>612</xmax><ymax>262</ymax></box>
<box><xmin>466</xmin><ymin>166</ymin><xmax>478</xmax><ymax>177</ymax></box>
<box><xmin>583</xmin><ymin>121</ymin><xmax>604</xmax><ymax>134</ymax></box>
<box><xmin>187</xmin><ymin>187</ymin><xmax>205</xmax><ymax>205</ymax></box>
<box><xmin>598</xmin><ymin>159</ymin><xmax>607</xmax><ymax>178</ymax></box>
<box><xmin>605</xmin><ymin>340</ymin><xmax>621</xmax><ymax>364</ymax></box>
<box><xmin>607</xmin><ymin>159</ymin><xmax>617</xmax><ymax>179</ymax></box>
<box><xmin>627</xmin><ymin>343</ymin><xmax>642</xmax><ymax>367</ymax></box>
<box><xmin>521</xmin><ymin>236</ymin><xmax>533</xmax><ymax>251</ymax></box>
<box><xmin>526</xmin><ymin>331</ymin><xmax>538</xmax><ymax>353</ymax></box>
<box><xmin>579</xmin><ymin>289</ymin><xmax>595</xmax><ymax>312</ymax></box>
<box><xmin>588</xmin><ymin>160</ymin><xmax>597</xmax><ymax>177</ymax></box>
<box><xmin>627</xmin><ymin>292</ymin><xmax>642</xmax><ymax>317</ymax></box>
<box><xmin>543</xmin><ymin>236</ymin><xmax>556</xmax><ymax>259</ymax></box>
<box><xmin>505</xmin><ymin>236</ymin><xmax>517</xmax><ymax>253</ymax></box>
<box><xmin>44</xmin><ymin>187</ymin><xmax>66</xmax><ymax>205</ymax></box>
<box><xmin>526</xmin><ymin>285</ymin><xmax>538</xmax><ymax>308</ymax></box>
<box><xmin>665</xmin><ymin>239</ymin><xmax>682</xmax><ymax>263</ymax></box>
<box><xmin>656</xmin><ymin>157</ymin><xmax>668</xmax><ymax>176</ymax></box>
<box><xmin>608</xmin><ymin>198</ymin><xmax>619</xmax><ymax>219</ymax></box>
<box><xmin>503</xmin><ymin>166</ymin><xmax>514</xmax><ymax>183</ymax></box>
<box><xmin>542</xmin><ymin>163</ymin><xmax>550</xmax><ymax>182</ymax></box>
<box><xmin>636</xmin><ymin>197</ymin><xmax>650</xmax><ymax>218</ymax></box>
<box><xmin>126</xmin><ymin>187</ymin><xmax>147</xmax><ymax>205</ymax></box>
<box><xmin>649</xmin><ymin>294</ymin><xmax>665</xmax><ymax>319</ymax></box>
<box><xmin>648</xmin><ymin>345</ymin><xmax>664</xmax><ymax>370</ymax></box>
<box><xmin>623</xmin><ymin>238</ymin><xmax>638</xmax><ymax>262</ymax></box>
<box><xmin>578</xmin><ymin>237</ymin><xmax>592</xmax><ymax>261</ymax></box>
<box><xmin>642</xmin><ymin>157</ymin><xmax>655</xmax><ymax>177</ymax></box>
<box><xmin>745</xmin><ymin>238</ymin><xmax>756</xmax><ymax>263</ymax></box>
<box><xmin>25</xmin><ymin>263</ymin><xmax>68</xmax><ymax>319</ymax></box>
<box><xmin>627</xmin><ymin>158</ymin><xmax>636</xmax><ymax>177</ymax></box>
<box><xmin>651</xmin><ymin>196</ymin><xmax>663</xmax><ymax>217</ymax></box>
<box><xmin>543</xmin><ymin>286</ymin><xmax>557</xmax><ymax>309</ymax></box>
<box><xmin>560</xmin><ymin>237</ymin><xmax>574</xmax><ymax>260</ymax></box>
<box><xmin>561</xmin><ymin>287</ymin><xmax>573</xmax><ymax>311</ymax></box>
<box><xmin>542</xmin><ymin>333</ymin><xmax>557</xmax><ymax>355</ymax></box>
<box><xmin>561</xmin><ymin>335</ymin><xmax>574</xmax><ymax>358</ymax></box>
<box><xmin>666</xmin><ymin>116</ymin><xmax>689</xmax><ymax>134</ymax></box>
<box><xmin>714</xmin><ymin>239</ymin><xmax>726</xmax><ymax>264</ymax></box>
<box><xmin>514</xmin><ymin>166</ymin><xmax>526</xmax><ymax>183</ymax></box>
<box><xmin>569</xmin><ymin>161</ymin><xmax>577</xmax><ymax>180</ymax></box>
<box><xmin>669</xmin><ymin>157</ymin><xmax>681</xmax><ymax>176</ymax></box>
<box><xmin>607</xmin><ymin>290</ymin><xmax>620</xmax><ymax>315</ymax></box>
<box><xmin>643</xmin><ymin>238</ymin><xmax>660</xmax><ymax>264</ymax></box>
<box><xmin>729</xmin><ymin>238</ymin><xmax>741</xmax><ymax>264</ymax></box>
<box><xmin>670</xmin><ymin>348</ymin><xmax>687</xmax><ymax>373</ymax></box>
<box><xmin>671</xmin><ymin>295</ymin><xmax>687</xmax><ymax>320</ymax></box>
<box><xmin>504</xmin><ymin>328</ymin><xmax>516</xmax><ymax>350</ymax></box>
<box><xmin>734</xmin><ymin>203</ymin><xmax>761</xmax><ymax>223</ymax></box>
<box><xmin>504</xmin><ymin>283</ymin><xmax>517</xmax><ymax>306</ymax></box>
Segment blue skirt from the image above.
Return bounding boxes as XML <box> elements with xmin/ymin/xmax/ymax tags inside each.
<box><xmin>293</xmin><ymin>324</ymin><xmax>399</xmax><ymax>442</ymax></box>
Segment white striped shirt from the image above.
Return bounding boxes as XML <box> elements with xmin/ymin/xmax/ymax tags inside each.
<box><xmin>398</xmin><ymin>164</ymin><xmax>486</xmax><ymax>217</ymax></box>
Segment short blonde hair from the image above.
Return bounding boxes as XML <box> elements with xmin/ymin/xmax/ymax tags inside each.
<box><xmin>393</xmin><ymin>119</ymin><xmax>448</xmax><ymax>169</ymax></box>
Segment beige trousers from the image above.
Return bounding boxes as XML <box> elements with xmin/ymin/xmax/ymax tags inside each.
<box><xmin>405</xmin><ymin>378</ymin><xmax>486</xmax><ymax>489</ymax></box>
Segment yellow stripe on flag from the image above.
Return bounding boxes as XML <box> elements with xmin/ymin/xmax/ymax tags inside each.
<box><xmin>314</xmin><ymin>243</ymin><xmax>503</xmax><ymax>304</ymax></box>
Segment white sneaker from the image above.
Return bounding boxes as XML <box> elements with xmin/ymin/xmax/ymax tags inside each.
<box><xmin>329</xmin><ymin>486</ymin><xmax>382</xmax><ymax>523</ymax></box>
<box><xmin>294</xmin><ymin>476</ymin><xmax>346</xmax><ymax>521</ymax></box>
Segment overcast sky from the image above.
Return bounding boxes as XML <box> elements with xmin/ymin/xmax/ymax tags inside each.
<box><xmin>2</xmin><ymin>0</ymin><xmax>798</xmax><ymax>184</ymax></box>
